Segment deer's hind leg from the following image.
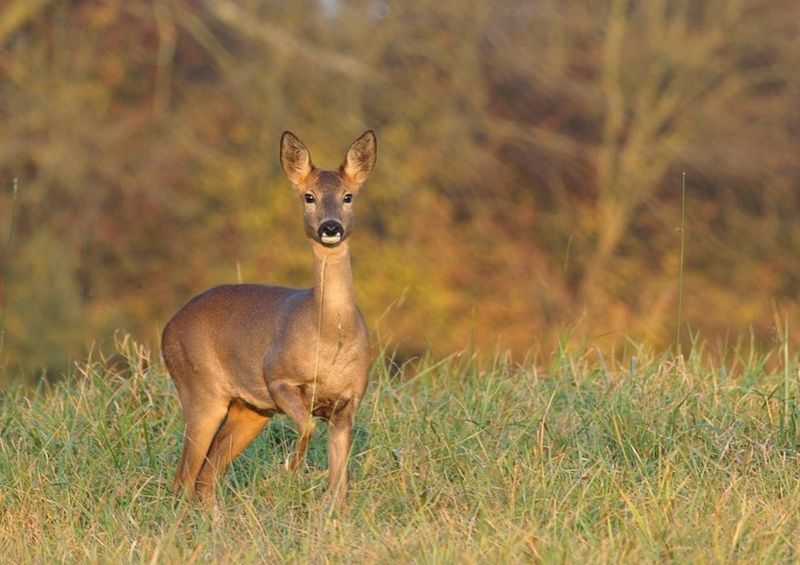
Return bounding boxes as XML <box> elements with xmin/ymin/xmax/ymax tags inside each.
<box><xmin>195</xmin><ymin>400</ymin><xmax>271</xmax><ymax>500</ymax></box>
<box><xmin>171</xmin><ymin>385</ymin><xmax>229</xmax><ymax>498</ymax></box>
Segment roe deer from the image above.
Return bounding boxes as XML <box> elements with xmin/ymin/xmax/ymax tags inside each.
<box><xmin>161</xmin><ymin>130</ymin><xmax>377</xmax><ymax>502</ymax></box>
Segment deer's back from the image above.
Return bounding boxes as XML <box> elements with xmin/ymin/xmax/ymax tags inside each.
<box><xmin>161</xmin><ymin>283</ymin><xmax>309</xmax><ymax>410</ymax></box>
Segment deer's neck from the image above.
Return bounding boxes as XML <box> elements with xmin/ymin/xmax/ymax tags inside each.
<box><xmin>310</xmin><ymin>241</ymin><xmax>360</xmax><ymax>331</ymax></box>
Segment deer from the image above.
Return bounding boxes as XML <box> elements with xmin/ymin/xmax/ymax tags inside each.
<box><xmin>161</xmin><ymin>130</ymin><xmax>376</xmax><ymax>503</ymax></box>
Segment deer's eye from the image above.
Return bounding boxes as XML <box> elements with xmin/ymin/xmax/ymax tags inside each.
<box><xmin>343</xmin><ymin>193</ymin><xmax>353</xmax><ymax>204</ymax></box>
<box><xmin>304</xmin><ymin>193</ymin><xmax>315</xmax><ymax>204</ymax></box>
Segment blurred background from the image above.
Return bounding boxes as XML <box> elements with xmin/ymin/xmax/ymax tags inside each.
<box><xmin>1</xmin><ymin>0</ymin><xmax>799</xmax><ymax>378</ymax></box>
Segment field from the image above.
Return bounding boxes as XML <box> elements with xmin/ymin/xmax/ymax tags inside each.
<box><xmin>1</xmin><ymin>337</ymin><xmax>798</xmax><ymax>563</ymax></box>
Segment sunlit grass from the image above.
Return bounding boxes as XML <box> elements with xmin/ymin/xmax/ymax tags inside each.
<box><xmin>0</xmin><ymin>337</ymin><xmax>798</xmax><ymax>562</ymax></box>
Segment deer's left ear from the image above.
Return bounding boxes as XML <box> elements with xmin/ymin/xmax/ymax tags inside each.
<box><xmin>340</xmin><ymin>130</ymin><xmax>377</xmax><ymax>185</ymax></box>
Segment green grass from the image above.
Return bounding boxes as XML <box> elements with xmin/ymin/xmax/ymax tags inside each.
<box><xmin>1</xmin><ymin>337</ymin><xmax>799</xmax><ymax>563</ymax></box>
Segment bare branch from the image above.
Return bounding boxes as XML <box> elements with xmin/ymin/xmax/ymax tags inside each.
<box><xmin>0</xmin><ymin>0</ymin><xmax>54</xmax><ymax>46</ymax></box>
<box><xmin>205</xmin><ymin>0</ymin><xmax>378</xmax><ymax>80</ymax></box>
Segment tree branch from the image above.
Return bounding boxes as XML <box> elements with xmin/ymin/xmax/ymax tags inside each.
<box><xmin>205</xmin><ymin>0</ymin><xmax>378</xmax><ymax>80</ymax></box>
<box><xmin>0</xmin><ymin>0</ymin><xmax>55</xmax><ymax>46</ymax></box>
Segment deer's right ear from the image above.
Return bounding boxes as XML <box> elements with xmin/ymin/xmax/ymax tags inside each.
<box><xmin>280</xmin><ymin>131</ymin><xmax>314</xmax><ymax>187</ymax></box>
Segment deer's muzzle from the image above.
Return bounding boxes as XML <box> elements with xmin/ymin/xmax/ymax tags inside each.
<box><xmin>318</xmin><ymin>220</ymin><xmax>344</xmax><ymax>246</ymax></box>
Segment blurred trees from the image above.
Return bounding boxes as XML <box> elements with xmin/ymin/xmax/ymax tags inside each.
<box><xmin>1</xmin><ymin>0</ymin><xmax>799</xmax><ymax>374</ymax></box>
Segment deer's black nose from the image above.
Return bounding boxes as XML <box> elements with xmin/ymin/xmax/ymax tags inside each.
<box><xmin>318</xmin><ymin>221</ymin><xmax>344</xmax><ymax>244</ymax></box>
<box><xmin>319</xmin><ymin>221</ymin><xmax>343</xmax><ymax>238</ymax></box>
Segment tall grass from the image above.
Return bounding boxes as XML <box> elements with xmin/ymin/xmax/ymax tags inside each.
<box><xmin>0</xmin><ymin>337</ymin><xmax>798</xmax><ymax>562</ymax></box>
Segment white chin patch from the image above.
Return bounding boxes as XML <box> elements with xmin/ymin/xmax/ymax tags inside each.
<box><xmin>321</xmin><ymin>235</ymin><xmax>342</xmax><ymax>245</ymax></box>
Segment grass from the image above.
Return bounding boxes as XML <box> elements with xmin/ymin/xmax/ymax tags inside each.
<box><xmin>0</xmin><ymin>337</ymin><xmax>799</xmax><ymax>563</ymax></box>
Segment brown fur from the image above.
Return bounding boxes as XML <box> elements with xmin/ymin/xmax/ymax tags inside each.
<box><xmin>162</xmin><ymin>131</ymin><xmax>377</xmax><ymax>502</ymax></box>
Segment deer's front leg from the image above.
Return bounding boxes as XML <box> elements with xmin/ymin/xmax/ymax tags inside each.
<box><xmin>327</xmin><ymin>404</ymin><xmax>355</xmax><ymax>499</ymax></box>
<box><xmin>268</xmin><ymin>380</ymin><xmax>315</xmax><ymax>472</ymax></box>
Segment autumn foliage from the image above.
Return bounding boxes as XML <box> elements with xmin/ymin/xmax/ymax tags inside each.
<box><xmin>1</xmin><ymin>0</ymin><xmax>799</xmax><ymax>374</ymax></box>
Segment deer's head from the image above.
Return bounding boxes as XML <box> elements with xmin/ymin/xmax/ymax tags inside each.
<box><xmin>280</xmin><ymin>130</ymin><xmax>377</xmax><ymax>247</ymax></box>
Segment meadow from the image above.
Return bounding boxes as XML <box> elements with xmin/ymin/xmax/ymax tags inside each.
<box><xmin>3</xmin><ymin>3</ymin><xmax>799</xmax><ymax>561</ymax></box>
<box><xmin>1</xmin><ymin>336</ymin><xmax>798</xmax><ymax>563</ymax></box>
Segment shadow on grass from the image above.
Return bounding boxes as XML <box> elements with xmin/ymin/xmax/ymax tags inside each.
<box><xmin>222</xmin><ymin>417</ymin><xmax>370</xmax><ymax>492</ymax></box>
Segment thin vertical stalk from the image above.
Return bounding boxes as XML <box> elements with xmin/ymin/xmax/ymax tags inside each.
<box><xmin>676</xmin><ymin>171</ymin><xmax>686</xmax><ymax>354</ymax></box>
<box><xmin>0</xmin><ymin>178</ymin><xmax>20</xmax><ymax>359</ymax></box>
<box><xmin>782</xmin><ymin>319</ymin><xmax>790</xmax><ymax>436</ymax></box>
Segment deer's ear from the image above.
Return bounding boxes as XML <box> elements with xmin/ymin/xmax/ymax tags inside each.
<box><xmin>280</xmin><ymin>131</ymin><xmax>314</xmax><ymax>186</ymax></box>
<box><xmin>340</xmin><ymin>130</ymin><xmax>377</xmax><ymax>185</ymax></box>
